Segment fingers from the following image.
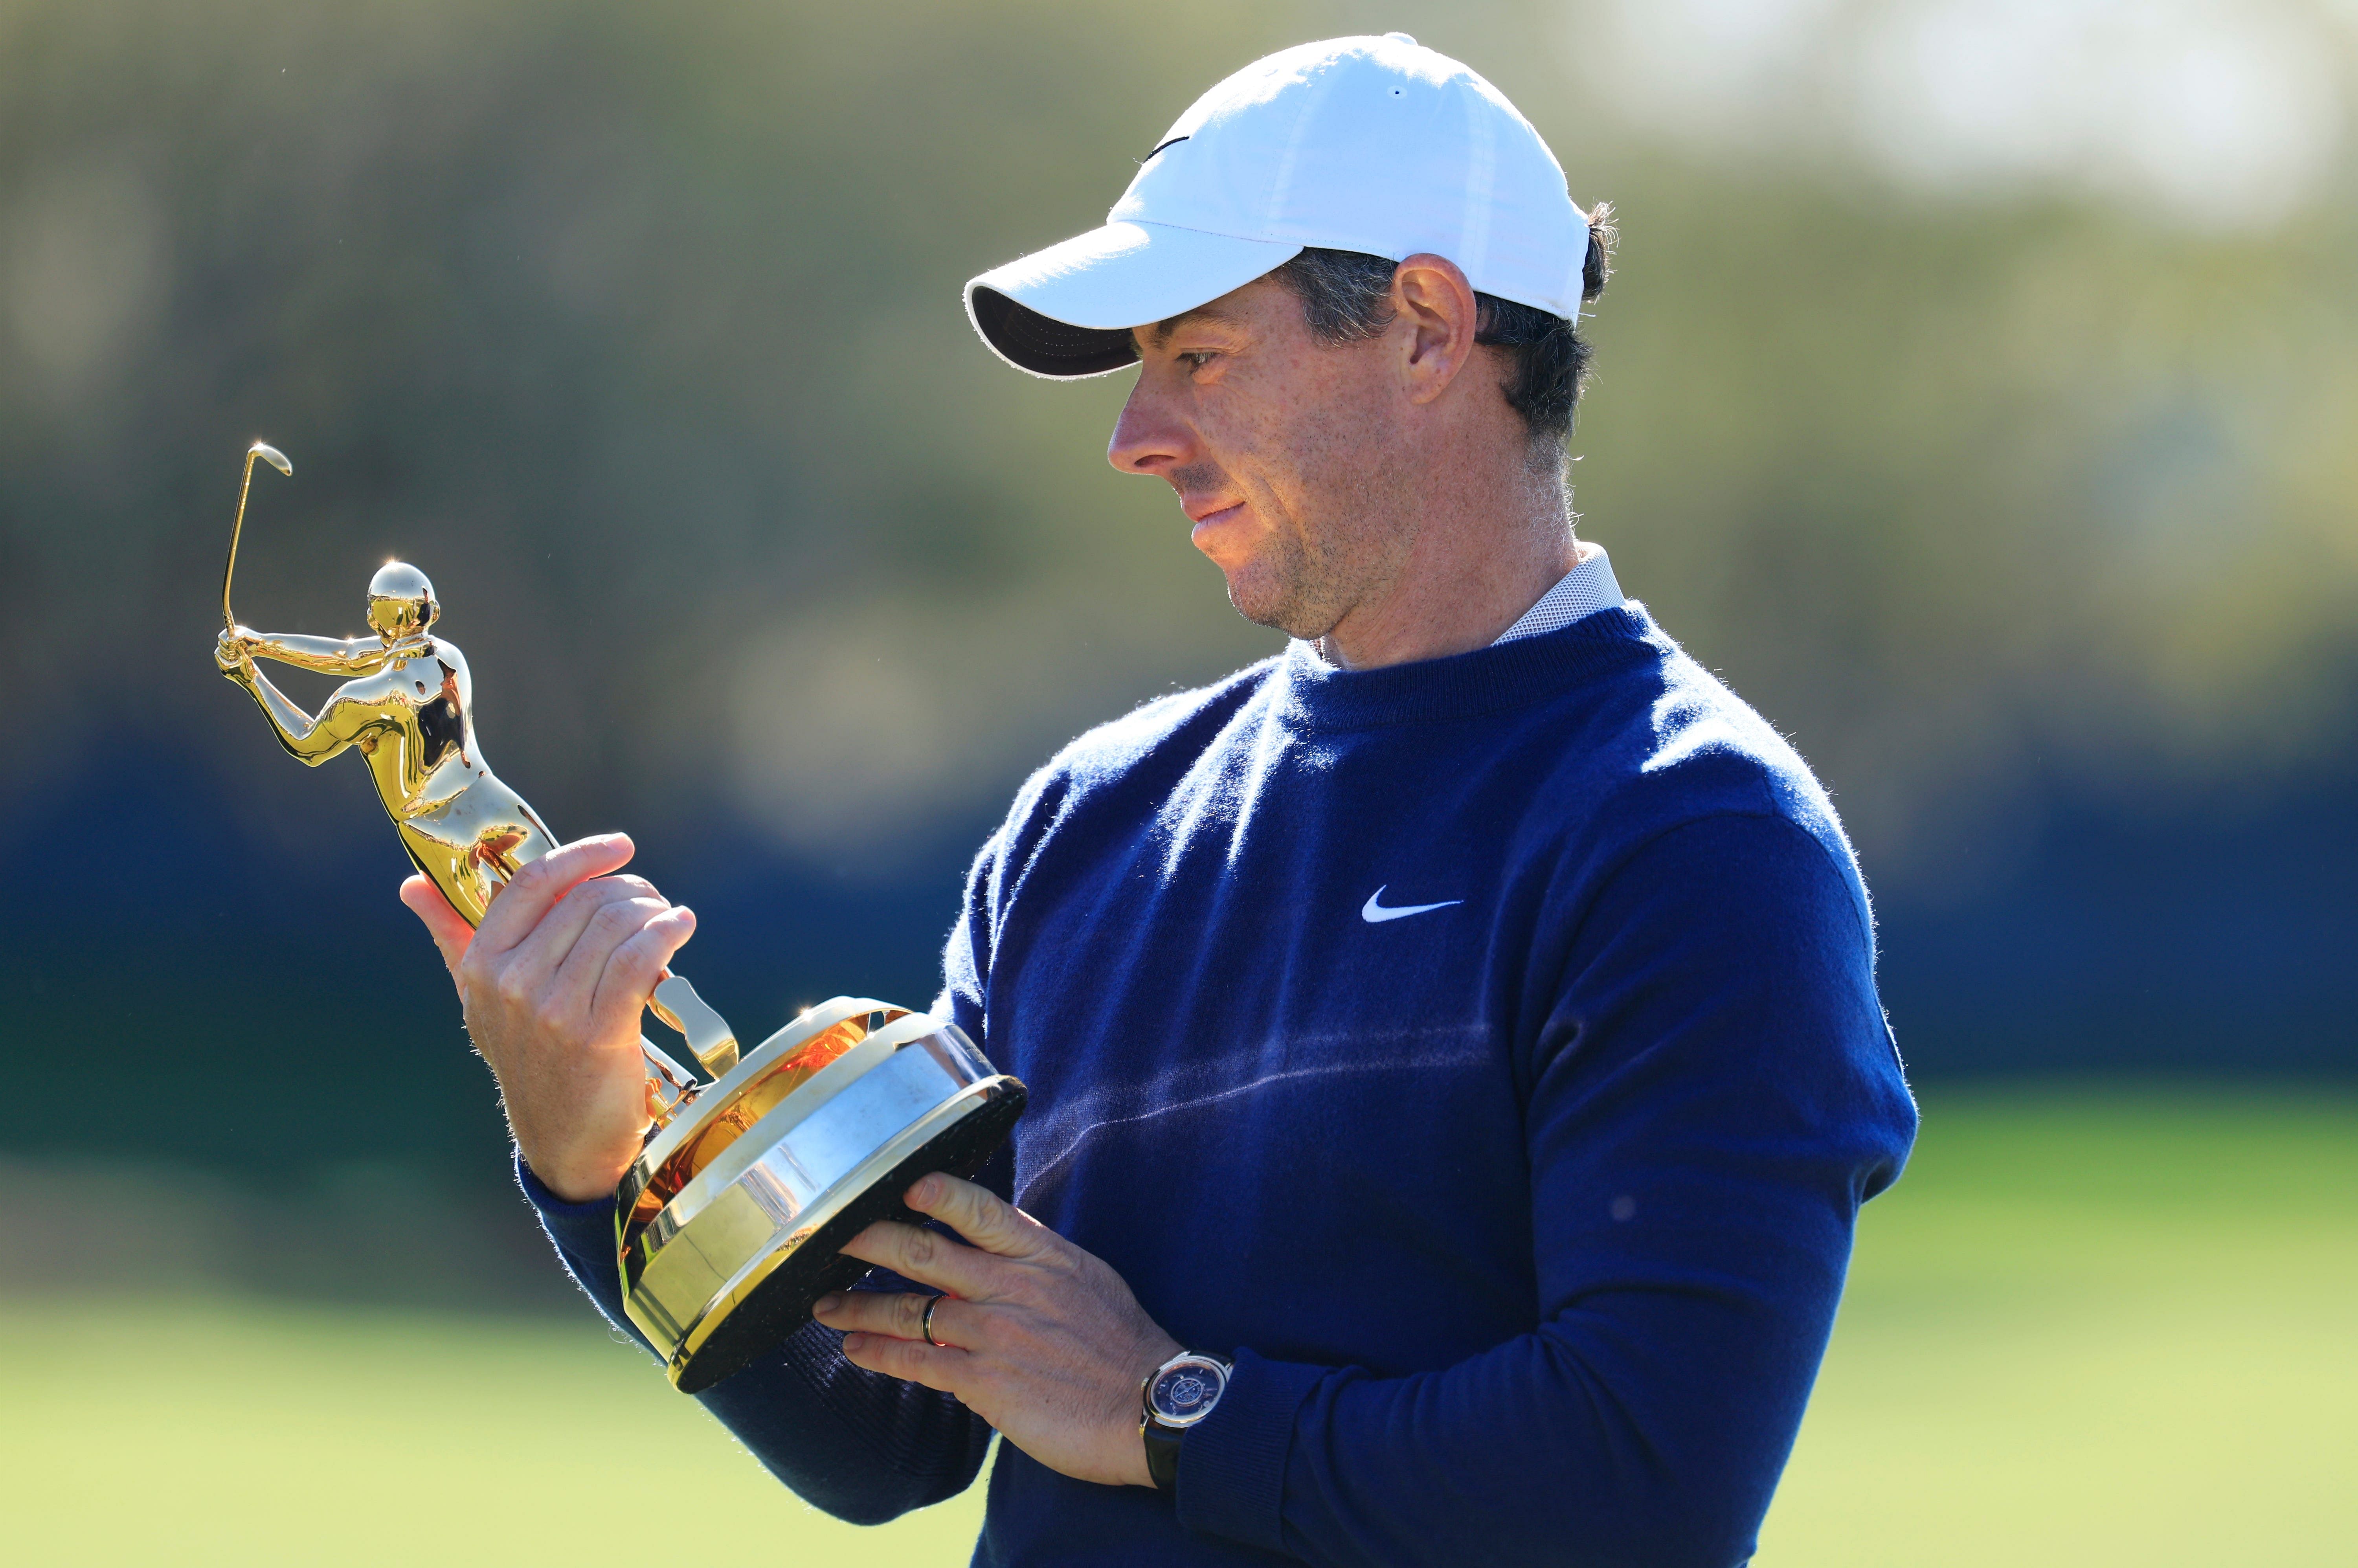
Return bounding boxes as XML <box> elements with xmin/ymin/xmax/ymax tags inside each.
<box><xmin>501</xmin><ymin>873</ymin><xmax>667</xmax><ymax>1004</ymax></box>
<box><xmin>470</xmin><ymin>834</ymin><xmax>636</xmax><ymax>961</ymax></box>
<box><xmin>835</xmin><ymin>1328</ymin><xmax>960</xmax><ymax>1392</ymax></box>
<box><xmin>586</xmin><ymin>904</ymin><xmax>697</xmax><ymax>1036</ymax></box>
<box><xmin>903</xmin><ymin>1173</ymin><xmax>1046</xmax><ymax>1259</ymax></box>
<box><xmin>839</xmin><ymin>1214</ymin><xmax>1001</xmax><ymax>1299</ymax></box>
<box><xmin>812</xmin><ymin>1289</ymin><xmax>956</xmax><ymax>1346</ymax></box>
<box><xmin>812</xmin><ymin>1294</ymin><xmax>970</xmax><ymax>1397</ymax></box>
<box><xmin>399</xmin><ymin>875</ymin><xmax>474</xmax><ymax>981</ymax></box>
<box><xmin>834</xmin><ymin>1175</ymin><xmax>1047</xmax><ymax>1298</ymax></box>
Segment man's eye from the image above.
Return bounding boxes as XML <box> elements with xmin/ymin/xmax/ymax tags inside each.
<box><xmin>1180</xmin><ymin>351</ymin><xmax>1219</xmax><ymax>371</ymax></box>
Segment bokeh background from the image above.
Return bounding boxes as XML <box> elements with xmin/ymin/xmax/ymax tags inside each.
<box><xmin>4</xmin><ymin>0</ymin><xmax>2353</xmax><ymax>1562</ymax></box>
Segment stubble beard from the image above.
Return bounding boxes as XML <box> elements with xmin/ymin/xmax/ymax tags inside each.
<box><xmin>1215</xmin><ymin>397</ymin><xmax>1418</xmax><ymax>643</ymax></box>
<box><xmin>1226</xmin><ymin>467</ymin><xmax>1416</xmax><ymax>645</ymax></box>
<box><xmin>1228</xmin><ymin>518</ymin><xmax>1368</xmax><ymax>641</ymax></box>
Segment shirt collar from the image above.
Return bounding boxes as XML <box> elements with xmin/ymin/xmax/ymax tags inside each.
<box><xmin>1492</xmin><ymin>547</ymin><xmax>1624</xmax><ymax>646</ymax></box>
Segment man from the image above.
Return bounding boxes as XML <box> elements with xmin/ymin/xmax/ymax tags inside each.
<box><xmin>402</xmin><ymin>34</ymin><xmax>1915</xmax><ymax>1567</ymax></box>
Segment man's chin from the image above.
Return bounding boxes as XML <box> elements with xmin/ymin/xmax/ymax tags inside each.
<box><xmin>1221</xmin><ymin>569</ymin><xmax>1327</xmax><ymax>643</ymax></box>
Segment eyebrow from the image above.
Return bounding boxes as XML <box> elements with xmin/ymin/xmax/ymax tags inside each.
<box><xmin>1143</xmin><ymin>302</ymin><xmax>1241</xmax><ymax>347</ymax></box>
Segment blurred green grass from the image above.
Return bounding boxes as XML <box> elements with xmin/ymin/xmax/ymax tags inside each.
<box><xmin>0</xmin><ymin>1296</ymin><xmax>990</xmax><ymax>1565</ymax></box>
<box><xmin>4</xmin><ymin>1085</ymin><xmax>2351</xmax><ymax>1565</ymax></box>
<box><xmin>1759</xmin><ymin>1084</ymin><xmax>2358</xmax><ymax>1564</ymax></box>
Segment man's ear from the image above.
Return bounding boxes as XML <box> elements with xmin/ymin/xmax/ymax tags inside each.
<box><xmin>1390</xmin><ymin>254</ymin><xmax>1481</xmax><ymax>406</ymax></box>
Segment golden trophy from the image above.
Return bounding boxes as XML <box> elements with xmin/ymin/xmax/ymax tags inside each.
<box><xmin>212</xmin><ymin>442</ymin><xmax>1027</xmax><ymax>1393</ymax></box>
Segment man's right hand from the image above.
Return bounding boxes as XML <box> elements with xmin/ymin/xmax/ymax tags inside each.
<box><xmin>399</xmin><ymin>834</ymin><xmax>697</xmax><ymax>1203</ymax></box>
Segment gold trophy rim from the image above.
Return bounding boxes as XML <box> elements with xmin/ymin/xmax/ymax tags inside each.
<box><xmin>630</xmin><ymin>1072</ymin><xmax>1023</xmax><ymax>1390</ymax></box>
<box><xmin>621</xmin><ymin>994</ymin><xmax>913</xmax><ymax>1210</ymax></box>
<box><xmin>621</xmin><ymin>1005</ymin><xmax>961</xmax><ymax>1249</ymax></box>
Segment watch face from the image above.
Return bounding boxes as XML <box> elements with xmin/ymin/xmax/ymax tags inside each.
<box><xmin>1149</xmin><ymin>1355</ymin><xmax>1229</xmax><ymax>1427</ymax></box>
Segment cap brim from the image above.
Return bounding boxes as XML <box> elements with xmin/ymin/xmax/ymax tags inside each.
<box><xmin>964</xmin><ymin>221</ymin><xmax>1301</xmax><ymax>378</ymax></box>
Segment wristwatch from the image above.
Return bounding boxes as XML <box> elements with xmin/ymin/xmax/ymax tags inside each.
<box><xmin>1139</xmin><ymin>1350</ymin><xmax>1233</xmax><ymax>1492</ymax></box>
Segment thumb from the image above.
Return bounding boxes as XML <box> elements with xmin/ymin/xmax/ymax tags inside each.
<box><xmin>399</xmin><ymin>875</ymin><xmax>474</xmax><ymax>986</ymax></box>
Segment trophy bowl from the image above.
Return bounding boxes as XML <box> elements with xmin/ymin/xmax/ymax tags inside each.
<box><xmin>619</xmin><ymin>998</ymin><xmax>1025</xmax><ymax>1392</ymax></box>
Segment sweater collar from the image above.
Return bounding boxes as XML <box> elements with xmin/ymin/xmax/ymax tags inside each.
<box><xmin>1272</xmin><ymin>602</ymin><xmax>1662</xmax><ymax>733</ymax></box>
<box><xmin>1305</xmin><ymin>546</ymin><xmax>1625</xmax><ymax>668</ymax></box>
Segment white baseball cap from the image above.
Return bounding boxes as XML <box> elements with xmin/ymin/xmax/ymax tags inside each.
<box><xmin>966</xmin><ymin>33</ymin><xmax>1591</xmax><ymax>378</ymax></box>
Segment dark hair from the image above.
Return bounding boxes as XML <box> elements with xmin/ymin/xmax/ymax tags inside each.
<box><xmin>1271</xmin><ymin>202</ymin><xmax>1616</xmax><ymax>444</ymax></box>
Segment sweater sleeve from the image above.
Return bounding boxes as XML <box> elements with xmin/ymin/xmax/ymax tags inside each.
<box><xmin>519</xmin><ymin>1161</ymin><xmax>992</xmax><ymax>1525</ymax></box>
<box><xmin>514</xmin><ymin>832</ymin><xmax>1016</xmax><ymax>1526</ymax></box>
<box><xmin>1172</xmin><ymin>812</ymin><xmax>1918</xmax><ymax>1567</ymax></box>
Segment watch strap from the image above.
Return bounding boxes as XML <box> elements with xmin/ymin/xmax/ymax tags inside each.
<box><xmin>1142</xmin><ymin>1420</ymin><xmax>1184</xmax><ymax>1491</ymax></box>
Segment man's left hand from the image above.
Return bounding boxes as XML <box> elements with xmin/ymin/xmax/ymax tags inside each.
<box><xmin>813</xmin><ymin>1173</ymin><xmax>1182</xmax><ymax>1488</ymax></box>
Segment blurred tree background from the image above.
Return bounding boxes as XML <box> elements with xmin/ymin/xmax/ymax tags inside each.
<box><xmin>4</xmin><ymin>0</ymin><xmax>2355</xmax><ymax>1185</ymax></box>
<box><xmin>0</xmin><ymin>0</ymin><xmax>2349</xmax><ymax>1155</ymax></box>
<box><xmin>6</xmin><ymin>2</ymin><xmax>2357</xmax><ymax>1561</ymax></box>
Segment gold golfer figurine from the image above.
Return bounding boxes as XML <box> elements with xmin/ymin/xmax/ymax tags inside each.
<box><xmin>211</xmin><ymin>441</ymin><xmax>735</xmax><ymax>1110</ymax></box>
<box><xmin>216</xmin><ymin>557</ymin><xmax>554</xmax><ymax>923</ymax></box>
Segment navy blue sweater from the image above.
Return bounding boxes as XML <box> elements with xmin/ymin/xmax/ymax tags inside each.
<box><xmin>524</xmin><ymin>604</ymin><xmax>1917</xmax><ymax>1566</ymax></box>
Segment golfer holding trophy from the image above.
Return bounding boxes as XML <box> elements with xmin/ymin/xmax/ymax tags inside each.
<box><xmin>220</xmin><ymin>36</ymin><xmax>1915</xmax><ymax>1568</ymax></box>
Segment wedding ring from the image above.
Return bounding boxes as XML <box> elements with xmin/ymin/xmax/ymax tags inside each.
<box><xmin>921</xmin><ymin>1293</ymin><xmax>951</xmax><ymax>1348</ymax></box>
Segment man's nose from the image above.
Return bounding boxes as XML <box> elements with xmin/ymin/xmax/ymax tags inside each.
<box><xmin>1107</xmin><ymin>368</ymin><xmax>1190</xmax><ymax>477</ymax></box>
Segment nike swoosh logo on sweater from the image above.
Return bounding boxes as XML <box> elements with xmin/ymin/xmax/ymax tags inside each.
<box><xmin>1361</xmin><ymin>887</ymin><xmax>1464</xmax><ymax>924</ymax></box>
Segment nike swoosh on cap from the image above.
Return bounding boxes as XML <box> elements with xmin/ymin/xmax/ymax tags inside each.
<box><xmin>1361</xmin><ymin>887</ymin><xmax>1465</xmax><ymax>924</ymax></box>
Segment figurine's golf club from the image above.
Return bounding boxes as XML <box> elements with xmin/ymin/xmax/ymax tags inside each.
<box><xmin>221</xmin><ymin>440</ymin><xmax>292</xmax><ymax>632</ymax></box>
